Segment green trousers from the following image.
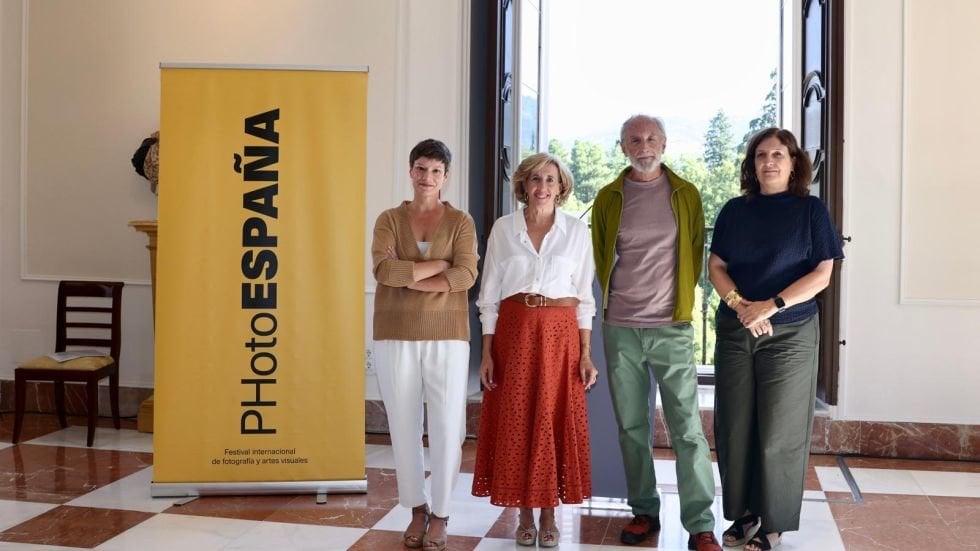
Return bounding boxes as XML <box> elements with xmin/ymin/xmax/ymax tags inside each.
<box><xmin>713</xmin><ymin>314</ymin><xmax>819</xmax><ymax>533</ymax></box>
<box><xmin>602</xmin><ymin>323</ymin><xmax>716</xmax><ymax>533</ymax></box>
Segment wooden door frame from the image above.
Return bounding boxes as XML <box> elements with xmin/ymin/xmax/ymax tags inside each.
<box><xmin>803</xmin><ymin>0</ymin><xmax>845</xmax><ymax>405</ymax></box>
<box><xmin>475</xmin><ymin>2</ymin><xmax>847</xmax><ymax>402</ymax></box>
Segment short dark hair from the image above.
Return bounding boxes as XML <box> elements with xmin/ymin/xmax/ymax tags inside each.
<box><xmin>409</xmin><ymin>139</ymin><xmax>452</xmax><ymax>171</ymax></box>
<box><xmin>740</xmin><ymin>127</ymin><xmax>812</xmax><ymax>197</ymax></box>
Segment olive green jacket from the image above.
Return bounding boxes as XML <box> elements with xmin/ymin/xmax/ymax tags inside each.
<box><xmin>590</xmin><ymin>165</ymin><xmax>705</xmax><ymax>322</ymax></box>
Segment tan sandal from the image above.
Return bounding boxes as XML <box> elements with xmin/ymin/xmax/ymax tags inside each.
<box><xmin>539</xmin><ymin>527</ymin><xmax>560</xmax><ymax>548</ymax></box>
<box><xmin>422</xmin><ymin>514</ymin><xmax>448</xmax><ymax>551</ymax></box>
<box><xmin>403</xmin><ymin>504</ymin><xmax>429</xmax><ymax>548</ymax></box>
<box><xmin>516</xmin><ymin>523</ymin><xmax>537</xmax><ymax>546</ymax></box>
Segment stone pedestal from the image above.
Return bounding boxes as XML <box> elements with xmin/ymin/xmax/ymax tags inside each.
<box><xmin>129</xmin><ymin>220</ymin><xmax>157</xmax><ymax>433</ymax></box>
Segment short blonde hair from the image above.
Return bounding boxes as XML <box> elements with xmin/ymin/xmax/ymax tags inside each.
<box><xmin>511</xmin><ymin>152</ymin><xmax>575</xmax><ymax>207</ymax></box>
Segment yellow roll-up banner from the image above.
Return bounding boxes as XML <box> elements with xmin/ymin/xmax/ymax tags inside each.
<box><xmin>153</xmin><ymin>65</ymin><xmax>367</xmax><ymax>494</ymax></box>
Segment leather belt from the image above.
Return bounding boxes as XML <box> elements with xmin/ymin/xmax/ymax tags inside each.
<box><xmin>504</xmin><ymin>293</ymin><xmax>579</xmax><ymax>308</ymax></box>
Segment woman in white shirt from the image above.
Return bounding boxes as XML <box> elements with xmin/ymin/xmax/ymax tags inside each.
<box><xmin>471</xmin><ymin>152</ymin><xmax>598</xmax><ymax>548</ymax></box>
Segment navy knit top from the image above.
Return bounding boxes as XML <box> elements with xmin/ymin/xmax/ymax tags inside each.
<box><xmin>710</xmin><ymin>192</ymin><xmax>844</xmax><ymax>324</ymax></box>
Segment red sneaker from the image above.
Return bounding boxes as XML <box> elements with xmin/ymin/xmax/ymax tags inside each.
<box><xmin>688</xmin><ymin>531</ymin><xmax>722</xmax><ymax>551</ymax></box>
<box><xmin>620</xmin><ymin>514</ymin><xmax>660</xmax><ymax>545</ymax></box>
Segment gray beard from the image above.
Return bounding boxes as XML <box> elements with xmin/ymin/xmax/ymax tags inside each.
<box><xmin>630</xmin><ymin>157</ymin><xmax>661</xmax><ymax>175</ymax></box>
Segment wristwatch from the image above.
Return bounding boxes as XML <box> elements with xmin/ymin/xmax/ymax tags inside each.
<box><xmin>773</xmin><ymin>295</ymin><xmax>787</xmax><ymax>312</ymax></box>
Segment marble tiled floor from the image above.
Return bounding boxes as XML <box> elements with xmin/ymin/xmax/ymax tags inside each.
<box><xmin>1</xmin><ymin>413</ymin><xmax>978</xmax><ymax>550</ymax></box>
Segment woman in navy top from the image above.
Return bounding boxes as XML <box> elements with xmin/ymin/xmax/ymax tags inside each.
<box><xmin>708</xmin><ymin>128</ymin><xmax>843</xmax><ymax>551</ymax></box>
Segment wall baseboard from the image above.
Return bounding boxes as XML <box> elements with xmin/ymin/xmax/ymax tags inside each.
<box><xmin>366</xmin><ymin>399</ymin><xmax>980</xmax><ymax>462</ymax></box>
<box><xmin>0</xmin><ymin>380</ymin><xmax>152</xmax><ymax>419</ymax></box>
<box><xmin>3</xmin><ymin>381</ymin><xmax>973</xmax><ymax>462</ymax></box>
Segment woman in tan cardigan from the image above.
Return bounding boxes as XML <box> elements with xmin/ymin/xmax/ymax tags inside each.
<box><xmin>371</xmin><ymin>139</ymin><xmax>478</xmax><ymax>551</ymax></box>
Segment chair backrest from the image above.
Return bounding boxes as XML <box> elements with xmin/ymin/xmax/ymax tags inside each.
<box><xmin>55</xmin><ymin>281</ymin><xmax>124</xmax><ymax>362</ymax></box>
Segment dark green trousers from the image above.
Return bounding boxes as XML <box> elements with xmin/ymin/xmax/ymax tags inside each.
<box><xmin>603</xmin><ymin>323</ymin><xmax>717</xmax><ymax>533</ymax></box>
<box><xmin>713</xmin><ymin>314</ymin><xmax>819</xmax><ymax>533</ymax></box>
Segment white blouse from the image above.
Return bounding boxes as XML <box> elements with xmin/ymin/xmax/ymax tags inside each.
<box><xmin>477</xmin><ymin>208</ymin><xmax>597</xmax><ymax>334</ymax></box>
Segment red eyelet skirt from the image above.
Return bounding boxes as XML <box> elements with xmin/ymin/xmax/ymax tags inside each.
<box><xmin>471</xmin><ymin>300</ymin><xmax>592</xmax><ymax>507</ymax></box>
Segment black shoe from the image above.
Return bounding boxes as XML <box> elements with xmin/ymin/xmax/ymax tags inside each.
<box><xmin>620</xmin><ymin>514</ymin><xmax>660</xmax><ymax>545</ymax></box>
<box><xmin>745</xmin><ymin>530</ymin><xmax>782</xmax><ymax>551</ymax></box>
<box><xmin>722</xmin><ymin>513</ymin><xmax>760</xmax><ymax>547</ymax></box>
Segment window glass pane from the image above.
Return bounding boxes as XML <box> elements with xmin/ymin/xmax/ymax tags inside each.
<box><xmin>520</xmin><ymin>0</ymin><xmax>540</xmax><ymax>94</ymax></box>
<box><xmin>544</xmin><ymin>0</ymin><xmax>781</xmax><ymax>370</ymax></box>
<box><xmin>519</xmin><ymin>0</ymin><xmax>540</xmax><ymax>160</ymax></box>
<box><xmin>520</xmin><ymin>84</ymin><xmax>538</xmax><ymax>158</ymax></box>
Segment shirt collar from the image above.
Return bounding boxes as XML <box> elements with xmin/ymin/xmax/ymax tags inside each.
<box><xmin>512</xmin><ymin>207</ymin><xmax>568</xmax><ymax>236</ymax></box>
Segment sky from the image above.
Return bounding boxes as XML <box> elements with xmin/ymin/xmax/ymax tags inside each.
<box><xmin>542</xmin><ymin>0</ymin><xmax>780</xmax><ymax>154</ymax></box>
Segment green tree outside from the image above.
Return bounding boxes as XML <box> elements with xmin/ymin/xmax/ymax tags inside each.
<box><xmin>548</xmin><ymin>138</ymin><xmax>571</xmax><ymax>167</ymax></box>
<box><xmin>548</xmin><ymin>139</ymin><xmax>588</xmax><ymax>213</ymax></box>
<box><xmin>606</xmin><ymin>142</ymin><xmax>627</xmax><ymax>176</ymax></box>
<box><xmin>542</xmin><ymin>70</ymin><xmax>776</xmax><ymax>365</ymax></box>
<box><xmin>569</xmin><ymin>140</ymin><xmax>615</xmax><ymax>205</ymax></box>
<box><xmin>739</xmin><ymin>68</ymin><xmax>778</xmax><ymax>154</ymax></box>
<box><xmin>704</xmin><ymin>109</ymin><xmax>736</xmax><ymax>172</ymax></box>
<box><xmin>699</xmin><ymin>111</ymin><xmax>741</xmax><ymax>227</ymax></box>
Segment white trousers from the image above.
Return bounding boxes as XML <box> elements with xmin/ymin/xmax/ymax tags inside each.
<box><xmin>374</xmin><ymin>339</ymin><xmax>469</xmax><ymax>518</ymax></box>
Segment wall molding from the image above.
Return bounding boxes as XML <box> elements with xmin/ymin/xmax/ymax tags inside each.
<box><xmin>455</xmin><ymin>0</ymin><xmax>471</xmax><ymax>211</ymax></box>
<box><xmin>390</xmin><ymin>1</ymin><xmax>471</xmax><ymax>209</ymax></box>
<box><xmin>898</xmin><ymin>0</ymin><xmax>980</xmax><ymax>307</ymax></box>
<box><xmin>899</xmin><ymin>297</ymin><xmax>980</xmax><ymax>307</ymax></box>
<box><xmin>18</xmin><ymin>0</ymin><xmax>29</xmax><ymax>281</ymax></box>
<box><xmin>17</xmin><ymin>0</ymin><xmax>154</xmax><ymax>285</ymax></box>
<box><xmin>391</xmin><ymin>0</ymin><xmax>409</xmax><ymax>208</ymax></box>
<box><xmin>21</xmin><ymin>273</ymin><xmax>151</xmax><ymax>286</ymax></box>
<box><xmin>898</xmin><ymin>0</ymin><xmax>913</xmax><ymax>305</ymax></box>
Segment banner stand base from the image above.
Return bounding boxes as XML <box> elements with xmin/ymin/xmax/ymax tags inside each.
<box><xmin>151</xmin><ymin>479</ymin><xmax>367</xmax><ymax>498</ymax></box>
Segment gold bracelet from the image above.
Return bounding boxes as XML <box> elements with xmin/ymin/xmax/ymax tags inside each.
<box><xmin>724</xmin><ymin>289</ymin><xmax>742</xmax><ymax>309</ymax></box>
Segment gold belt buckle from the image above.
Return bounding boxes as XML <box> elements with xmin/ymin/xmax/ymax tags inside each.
<box><xmin>524</xmin><ymin>293</ymin><xmax>547</xmax><ymax>307</ymax></box>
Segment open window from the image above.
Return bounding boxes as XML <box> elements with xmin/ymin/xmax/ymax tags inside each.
<box><xmin>475</xmin><ymin>0</ymin><xmax>845</xmax><ymax>403</ymax></box>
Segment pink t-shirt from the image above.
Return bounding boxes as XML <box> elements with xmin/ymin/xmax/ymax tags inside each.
<box><xmin>605</xmin><ymin>173</ymin><xmax>678</xmax><ymax>328</ymax></box>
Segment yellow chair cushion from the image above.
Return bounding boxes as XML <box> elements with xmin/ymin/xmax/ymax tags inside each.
<box><xmin>19</xmin><ymin>355</ymin><xmax>114</xmax><ymax>371</ymax></box>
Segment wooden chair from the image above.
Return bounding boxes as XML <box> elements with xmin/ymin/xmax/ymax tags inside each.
<box><xmin>12</xmin><ymin>281</ymin><xmax>124</xmax><ymax>447</ymax></box>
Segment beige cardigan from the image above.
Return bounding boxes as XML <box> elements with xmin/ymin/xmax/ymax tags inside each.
<box><xmin>372</xmin><ymin>202</ymin><xmax>479</xmax><ymax>341</ymax></box>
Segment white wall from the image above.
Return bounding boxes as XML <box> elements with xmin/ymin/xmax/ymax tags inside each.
<box><xmin>0</xmin><ymin>0</ymin><xmax>470</xmax><ymax>396</ymax></box>
<box><xmin>4</xmin><ymin>0</ymin><xmax>977</xmax><ymax>426</ymax></box>
<box><xmin>899</xmin><ymin>0</ymin><xmax>980</xmax><ymax>302</ymax></box>
<box><xmin>840</xmin><ymin>0</ymin><xmax>980</xmax><ymax>424</ymax></box>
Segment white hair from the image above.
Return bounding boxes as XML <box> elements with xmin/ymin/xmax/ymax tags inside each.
<box><xmin>619</xmin><ymin>114</ymin><xmax>667</xmax><ymax>144</ymax></box>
